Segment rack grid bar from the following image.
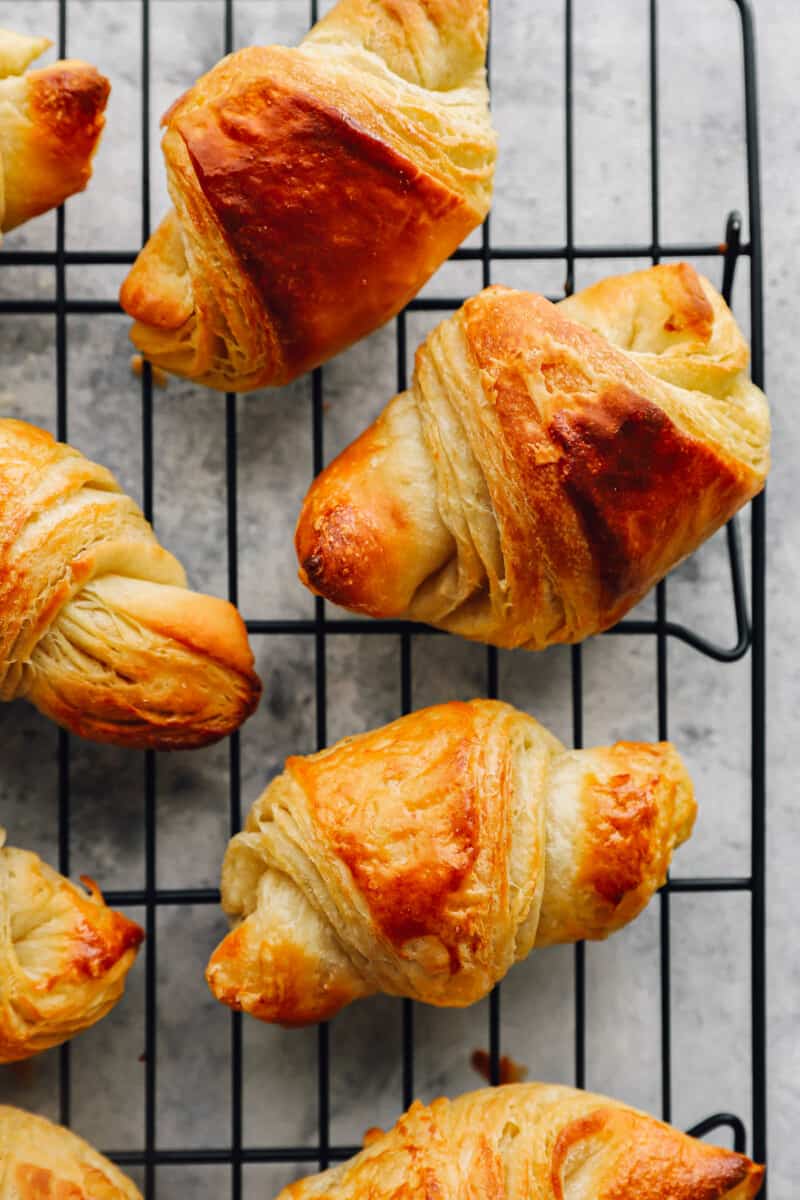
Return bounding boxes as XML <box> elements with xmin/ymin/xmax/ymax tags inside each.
<box><xmin>0</xmin><ymin>241</ymin><xmax>751</xmax><ymax>268</ymax></box>
<box><xmin>99</xmin><ymin>875</ymin><xmax>754</xmax><ymax>911</ymax></box>
<box><xmin>55</xmin><ymin>0</ymin><xmax>71</xmax><ymax>1135</ymax></box>
<box><xmin>737</xmin><ymin>0</ymin><xmax>768</xmax><ymax>1179</ymax></box>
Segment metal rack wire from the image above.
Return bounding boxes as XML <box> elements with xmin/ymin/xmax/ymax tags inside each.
<box><xmin>0</xmin><ymin>0</ymin><xmax>766</xmax><ymax>1196</ymax></box>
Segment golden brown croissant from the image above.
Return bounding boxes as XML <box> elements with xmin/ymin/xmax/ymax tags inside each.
<box><xmin>296</xmin><ymin>263</ymin><xmax>770</xmax><ymax>649</ymax></box>
<box><xmin>276</xmin><ymin>1083</ymin><xmax>764</xmax><ymax>1200</ymax></box>
<box><xmin>0</xmin><ymin>419</ymin><xmax>262</xmax><ymax>749</ymax></box>
<box><xmin>206</xmin><ymin>699</ymin><xmax>695</xmax><ymax>1024</ymax></box>
<box><xmin>0</xmin><ymin>829</ymin><xmax>143</xmax><ymax>1063</ymax></box>
<box><xmin>119</xmin><ymin>0</ymin><xmax>496</xmax><ymax>391</ymax></box>
<box><xmin>0</xmin><ymin>29</ymin><xmax>109</xmax><ymax>235</ymax></box>
<box><xmin>0</xmin><ymin>1104</ymin><xmax>141</xmax><ymax>1199</ymax></box>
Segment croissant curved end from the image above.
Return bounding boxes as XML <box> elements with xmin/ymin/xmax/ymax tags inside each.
<box><xmin>0</xmin><ymin>418</ymin><xmax>262</xmax><ymax>749</ymax></box>
<box><xmin>550</xmin><ymin>1103</ymin><xmax>764</xmax><ymax>1199</ymax></box>
<box><xmin>295</xmin><ymin>401</ymin><xmax>454</xmax><ymax>617</ymax></box>
<box><xmin>296</xmin><ymin>500</ymin><xmax>405</xmax><ymax>618</ymax></box>
<box><xmin>24</xmin><ymin>581</ymin><xmax>263</xmax><ymax>750</ymax></box>
<box><xmin>118</xmin><ymin>0</ymin><xmax>495</xmax><ymax>391</ymax></box>
<box><xmin>28</xmin><ymin>60</ymin><xmax>109</xmax><ymax>148</ymax></box>
<box><xmin>206</xmin><ymin>926</ymin><xmax>358</xmax><ymax>1027</ymax></box>
<box><xmin>119</xmin><ymin>210</ymin><xmax>194</xmax><ymax>331</ymax></box>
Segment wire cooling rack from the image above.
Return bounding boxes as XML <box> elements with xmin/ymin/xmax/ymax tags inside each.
<box><xmin>0</xmin><ymin>0</ymin><xmax>767</xmax><ymax>1197</ymax></box>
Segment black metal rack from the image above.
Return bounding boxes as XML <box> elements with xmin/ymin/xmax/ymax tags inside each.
<box><xmin>0</xmin><ymin>0</ymin><xmax>766</xmax><ymax>1197</ymax></box>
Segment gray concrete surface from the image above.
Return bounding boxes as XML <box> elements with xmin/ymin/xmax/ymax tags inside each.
<box><xmin>0</xmin><ymin>1</ymin><xmax>795</xmax><ymax>1196</ymax></box>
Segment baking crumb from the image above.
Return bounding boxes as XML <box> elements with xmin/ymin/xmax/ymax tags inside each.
<box><xmin>130</xmin><ymin>354</ymin><xmax>168</xmax><ymax>389</ymax></box>
<box><xmin>471</xmin><ymin>1049</ymin><xmax>528</xmax><ymax>1085</ymax></box>
<box><xmin>362</xmin><ymin>1126</ymin><xmax>384</xmax><ymax>1147</ymax></box>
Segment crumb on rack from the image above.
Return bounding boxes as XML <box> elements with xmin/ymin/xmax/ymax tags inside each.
<box><xmin>130</xmin><ymin>354</ymin><xmax>168</xmax><ymax>389</ymax></box>
<box><xmin>471</xmin><ymin>1049</ymin><xmax>528</xmax><ymax>1085</ymax></box>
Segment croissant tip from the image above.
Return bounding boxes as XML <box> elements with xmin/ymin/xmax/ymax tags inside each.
<box><xmin>296</xmin><ymin>517</ymin><xmax>382</xmax><ymax>615</ymax></box>
<box><xmin>29</xmin><ymin>61</ymin><xmax>110</xmax><ymax>143</ymax></box>
<box><xmin>747</xmin><ymin>1161</ymin><xmax>766</xmax><ymax>1191</ymax></box>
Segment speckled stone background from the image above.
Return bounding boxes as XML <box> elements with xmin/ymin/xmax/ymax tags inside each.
<box><xmin>0</xmin><ymin>0</ymin><xmax>795</xmax><ymax>1196</ymax></box>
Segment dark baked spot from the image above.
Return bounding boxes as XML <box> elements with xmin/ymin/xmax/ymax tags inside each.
<box><xmin>299</xmin><ymin>504</ymin><xmax>385</xmax><ymax>614</ymax></box>
<box><xmin>548</xmin><ymin>385</ymin><xmax>737</xmax><ymax>604</ymax></box>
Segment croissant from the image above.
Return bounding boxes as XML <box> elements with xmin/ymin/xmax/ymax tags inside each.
<box><xmin>0</xmin><ymin>829</ymin><xmax>143</xmax><ymax>1063</ymax></box>
<box><xmin>0</xmin><ymin>419</ymin><xmax>262</xmax><ymax>749</ymax></box>
<box><xmin>206</xmin><ymin>699</ymin><xmax>695</xmax><ymax>1024</ymax></box>
<box><xmin>296</xmin><ymin>263</ymin><xmax>770</xmax><ymax>649</ymax></box>
<box><xmin>275</xmin><ymin>1083</ymin><xmax>764</xmax><ymax>1200</ymax></box>
<box><xmin>119</xmin><ymin>0</ymin><xmax>496</xmax><ymax>392</ymax></box>
<box><xmin>0</xmin><ymin>30</ymin><xmax>109</xmax><ymax>235</ymax></box>
<box><xmin>0</xmin><ymin>1105</ymin><xmax>141</xmax><ymax>1200</ymax></box>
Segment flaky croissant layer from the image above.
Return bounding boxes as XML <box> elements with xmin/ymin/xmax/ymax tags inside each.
<box><xmin>0</xmin><ymin>829</ymin><xmax>143</xmax><ymax>1063</ymax></box>
<box><xmin>120</xmin><ymin>0</ymin><xmax>496</xmax><ymax>391</ymax></box>
<box><xmin>276</xmin><ymin>1083</ymin><xmax>763</xmax><ymax>1200</ymax></box>
<box><xmin>207</xmin><ymin>699</ymin><xmax>695</xmax><ymax>1024</ymax></box>
<box><xmin>296</xmin><ymin>263</ymin><xmax>770</xmax><ymax>650</ymax></box>
<box><xmin>0</xmin><ymin>29</ymin><xmax>109</xmax><ymax>235</ymax></box>
<box><xmin>0</xmin><ymin>419</ymin><xmax>261</xmax><ymax>749</ymax></box>
<box><xmin>0</xmin><ymin>1105</ymin><xmax>142</xmax><ymax>1200</ymax></box>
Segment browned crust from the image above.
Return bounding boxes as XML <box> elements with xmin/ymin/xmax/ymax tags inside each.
<box><xmin>16</xmin><ymin>1164</ymin><xmax>77</xmax><ymax>1200</ymax></box>
<box><xmin>63</xmin><ymin>878</ymin><xmax>144</xmax><ymax>985</ymax></box>
<box><xmin>462</xmin><ymin>286</ymin><xmax>760</xmax><ymax>636</ymax></box>
<box><xmin>2</xmin><ymin>1109</ymin><xmax>140</xmax><ymax>1200</ymax></box>
<box><xmin>295</xmin><ymin>414</ymin><xmax>424</xmax><ymax>617</ymax></box>
<box><xmin>119</xmin><ymin>0</ymin><xmax>493</xmax><ymax>390</ymax></box>
<box><xmin>579</xmin><ymin>766</ymin><xmax>661</xmax><ymax>908</ymax></box>
<box><xmin>659</xmin><ymin>260</ymin><xmax>715</xmax><ymax>337</ymax></box>
<box><xmin>172</xmin><ymin>77</ymin><xmax>474</xmax><ymax>382</ymax></box>
<box><xmin>291</xmin><ymin>701</ymin><xmax>486</xmax><ymax>968</ymax></box>
<box><xmin>297</xmin><ymin>499</ymin><xmax>400</xmax><ymax>616</ymax></box>
<box><xmin>551</xmin><ymin>1107</ymin><xmax>764</xmax><ymax>1199</ymax></box>
<box><xmin>547</xmin><ymin>384</ymin><xmax>746</xmax><ymax>612</ymax></box>
<box><xmin>28</xmin><ymin>62</ymin><xmax>109</xmax><ymax>150</ymax></box>
<box><xmin>206</xmin><ymin>928</ymin><xmax>354</xmax><ymax>1027</ymax></box>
